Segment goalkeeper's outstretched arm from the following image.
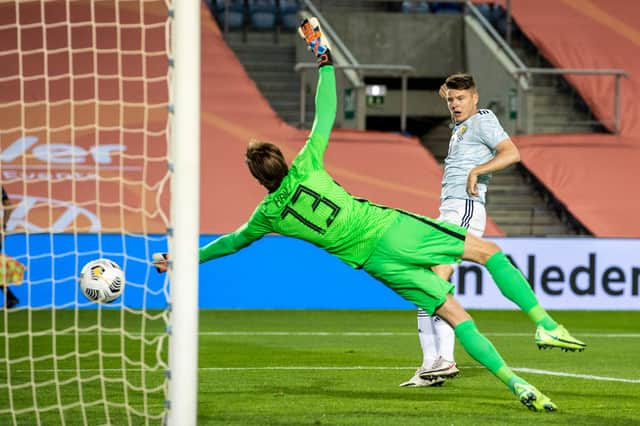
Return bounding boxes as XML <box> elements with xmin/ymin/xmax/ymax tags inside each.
<box><xmin>153</xmin><ymin>207</ymin><xmax>271</xmax><ymax>273</ymax></box>
<box><xmin>297</xmin><ymin>17</ymin><xmax>337</xmax><ymax>167</ymax></box>
<box><xmin>152</xmin><ymin>227</ymin><xmax>263</xmax><ymax>274</ymax></box>
<box><xmin>310</xmin><ymin>65</ymin><xmax>337</xmax><ymax>147</ymax></box>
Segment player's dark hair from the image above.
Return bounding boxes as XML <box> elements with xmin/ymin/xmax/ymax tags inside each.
<box><xmin>445</xmin><ymin>73</ymin><xmax>476</xmax><ymax>91</ymax></box>
<box><xmin>245</xmin><ymin>141</ymin><xmax>289</xmax><ymax>193</ymax></box>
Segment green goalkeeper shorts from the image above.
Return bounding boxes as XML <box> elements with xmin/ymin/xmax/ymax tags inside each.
<box><xmin>363</xmin><ymin>211</ymin><xmax>467</xmax><ymax>314</ymax></box>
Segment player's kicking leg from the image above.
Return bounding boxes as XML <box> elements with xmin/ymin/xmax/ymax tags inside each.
<box><xmin>437</xmin><ymin>294</ymin><xmax>557</xmax><ymax>412</ymax></box>
<box><xmin>463</xmin><ymin>233</ymin><xmax>586</xmax><ymax>352</ymax></box>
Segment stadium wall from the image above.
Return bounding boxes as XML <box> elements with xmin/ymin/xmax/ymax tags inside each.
<box><xmin>4</xmin><ymin>235</ymin><xmax>639</xmax><ymax>311</ymax></box>
<box><xmin>322</xmin><ymin>12</ymin><xmax>464</xmax><ymax>77</ymax></box>
<box><xmin>464</xmin><ymin>15</ymin><xmax>520</xmax><ymax>135</ymax></box>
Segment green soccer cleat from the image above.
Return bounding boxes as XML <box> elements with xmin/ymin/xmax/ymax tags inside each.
<box><xmin>514</xmin><ymin>382</ymin><xmax>557</xmax><ymax>412</ymax></box>
<box><xmin>536</xmin><ymin>324</ymin><xmax>586</xmax><ymax>352</ymax></box>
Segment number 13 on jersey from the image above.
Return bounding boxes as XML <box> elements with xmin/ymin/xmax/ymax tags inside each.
<box><xmin>280</xmin><ymin>184</ymin><xmax>340</xmax><ymax>234</ymax></box>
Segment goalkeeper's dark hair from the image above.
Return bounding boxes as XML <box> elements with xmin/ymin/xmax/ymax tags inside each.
<box><xmin>245</xmin><ymin>141</ymin><xmax>289</xmax><ymax>193</ymax></box>
<box><xmin>445</xmin><ymin>73</ymin><xmax>476</xmax><ymax>91</ymax></box>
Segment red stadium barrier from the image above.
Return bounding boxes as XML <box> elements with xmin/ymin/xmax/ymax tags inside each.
<box><xmin>476</xmin><ymin>0</ymin><xmax>640</xmax><ymax>236</ymax></box>
<box><xmin>516</xmin><ymin>133</ymin><xmax>639</xmax><ymax>237</ymax></box>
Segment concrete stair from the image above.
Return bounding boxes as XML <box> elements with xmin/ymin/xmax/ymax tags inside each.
<box><xmin>511</xmin><ymin>40</ymin><xmax>607</xmax><ymax>135</ymax></box>
<box><xmin>421</xmin><ymin>120</ymin><xmax>579</xmax><ymax>236</ymax></box>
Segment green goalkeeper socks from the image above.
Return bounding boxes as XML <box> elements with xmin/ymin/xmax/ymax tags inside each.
<box><xmin>455</xmin><ymin>320</ymin><xmax>525</xmax><ymax>392</ymax></box>
<box><xmin>486</xmin><ymin>252</ymin><xmax>558</xmax><ymax>331</ymax></box>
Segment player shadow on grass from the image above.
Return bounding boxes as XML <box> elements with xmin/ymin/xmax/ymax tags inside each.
<box><xmin>216</xmin><ymin>374</ymin><xmax>505</xmax><ymax>404</ymax></box>
<box><xmin>251</xmin><ymin>384</ymin><xmax>454</xmax><ymax>403</ymax></box>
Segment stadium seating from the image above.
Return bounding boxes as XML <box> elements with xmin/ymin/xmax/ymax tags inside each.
<box><xmin>215</xmin><ymin>0</ymin><xmax>245</xmax><ymax>29</ymax></box>
<box><xmin>474</xmin><ymin>3</ymin><xmax>507</xmax><ymax>35</ymax></box>
<box><xmin>279</xmin><ymin>0</ymin><xmax>300</xmax><ymax>31</ymax></box>
<box><xmin>248</xmin><ymin>0</ymin><xmax>277</xmax><ymax>30</ymax></box>
<box><xmin>430</xmin><ymin>2</ymin><xmax>464</xmax><ymax>14</ymax></box>
<box><xmin>401</xmin><ymin>1</ymin><xmax>431</xmax><ymax>14</ymax></box>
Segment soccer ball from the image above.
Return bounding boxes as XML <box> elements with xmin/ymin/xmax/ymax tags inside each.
<box><xmin>80</xmin><ymin>258</ymin><xmax>125</xmax><ymax>303</ymax></box>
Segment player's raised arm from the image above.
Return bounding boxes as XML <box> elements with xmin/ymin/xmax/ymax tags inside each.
<box><xmin>298</xmin><ymin>18</ymin><xmax>336</xmax><ymax>165</ymax></box>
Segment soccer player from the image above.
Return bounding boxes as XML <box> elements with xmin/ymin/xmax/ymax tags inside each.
<box><xmin>401</xmin><ymin>74</ymin><xmax>523</xmax><ymax>387</ymax></box>
<box><xmin>155</xmin><ymin>18</ymin><xmax>585</xmax><ymax>411</ymax></box>
<box><xmin>1</xmin><ymin>186</ymin><xmax>19</xmax><ymax>309</ymax></box>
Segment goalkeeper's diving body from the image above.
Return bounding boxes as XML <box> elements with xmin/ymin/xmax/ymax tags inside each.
<box><xmin>155</xmin><ymin>18</ymin><xmax>585</xmax><ymax>412</ymax></box>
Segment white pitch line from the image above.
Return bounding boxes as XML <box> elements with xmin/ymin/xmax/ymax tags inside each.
<box><xmin>512</xmin><ymin>368</ymin><xmax>640</xmax><ymax>384</ymax></box>
<box><xmin>197</xmin><ymin>331</ymin><xmax>640</xmax><ymax>338</ymax></box>
<box><xmin>14</xmin><ymin>366</ymin><xmax>640</xmax><ymax>383</ymax></box>
<box><xmin>200</xmin><ymin>366</ymin><xmax>640</xmax><ymax>383</ymax></box>
<box><xmin>31</xmin><ymin>331</ymin><xmax>640</xmax><ymax>338</ymax></box>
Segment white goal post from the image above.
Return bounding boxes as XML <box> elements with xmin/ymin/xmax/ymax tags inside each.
<box><xmin>168</xmin><ymin>0</ymin><xmax>200</xmax><ymax>425</ymax></box>
<box><xmin>0</xmin><ymin>0</ymin><xmax>200</xmax><ymax>424</ymax></box>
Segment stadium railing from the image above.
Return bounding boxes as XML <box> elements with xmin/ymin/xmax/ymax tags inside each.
<box><xmin>511</xmin><ymin>68</ymin><xmax>627</xmax><ymax>134</ymax></box>
<box><xmin>295</xmin><ymin>63</ymin><xmax>415</xmax><ymax>132</ymax></box>
<box><xmin>464</xmin><ymin>1</ymin><xmax>627</xmax><ymax>135</ymax></box>
<box><xmin>296</xmin><ymin>2</ymin><xmax>415</xmax><ymax>132</ymax></box>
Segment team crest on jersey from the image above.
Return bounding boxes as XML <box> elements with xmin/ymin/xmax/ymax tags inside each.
<box><xmin>454</xmin><ymin>124</ymin><xmax>467</xmax><ymax>143</ymax></box>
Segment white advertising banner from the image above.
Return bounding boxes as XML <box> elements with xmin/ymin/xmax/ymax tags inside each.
<box><xmin>453</xmin><ymin>238</ymin><xmax>640</xmax><ymax>310</ymax></box>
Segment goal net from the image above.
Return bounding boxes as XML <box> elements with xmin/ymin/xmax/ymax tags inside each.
<box><xmin>0</xmin><ymin>1</ymin><xmax>174</xmax><ymax>424</ymax></box>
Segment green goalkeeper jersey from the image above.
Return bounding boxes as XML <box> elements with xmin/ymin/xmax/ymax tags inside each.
<box><xmin>199</xmin><ymin>66</ymin><xmax>399</xmax><ymax>268</ymax></box>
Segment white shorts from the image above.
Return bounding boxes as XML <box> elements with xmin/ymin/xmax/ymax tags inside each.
<box><xmin>438</xmin><ymin>198</ymin><xmax>486</xmax><ymax>237</ymax></box>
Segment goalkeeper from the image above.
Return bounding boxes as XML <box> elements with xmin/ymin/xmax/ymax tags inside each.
<box><xmin>155</xmin><ymin>18</ymin><xmax>585</xmax><ymax>412</ymax></box>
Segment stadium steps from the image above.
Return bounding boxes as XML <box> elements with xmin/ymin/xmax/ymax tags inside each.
<box><xmin>224</xmin><ymin>31</ymin><xmax>314</xmax><ymax>126</ymax></box>
<box><xmin>510</xmin><ymin>42</ymin><xmax>606</xmax><ymax>135</ymax></box>
<box><xmin>421</xmin><ymin>120</ymin><xmax>579</xmax><ymax>236</ymax></box>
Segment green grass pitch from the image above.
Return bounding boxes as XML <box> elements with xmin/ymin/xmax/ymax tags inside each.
<box><xmin>1</xmin><ymin>310</ymin><xmax>639</xmax><ymax>425</ymax></box>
